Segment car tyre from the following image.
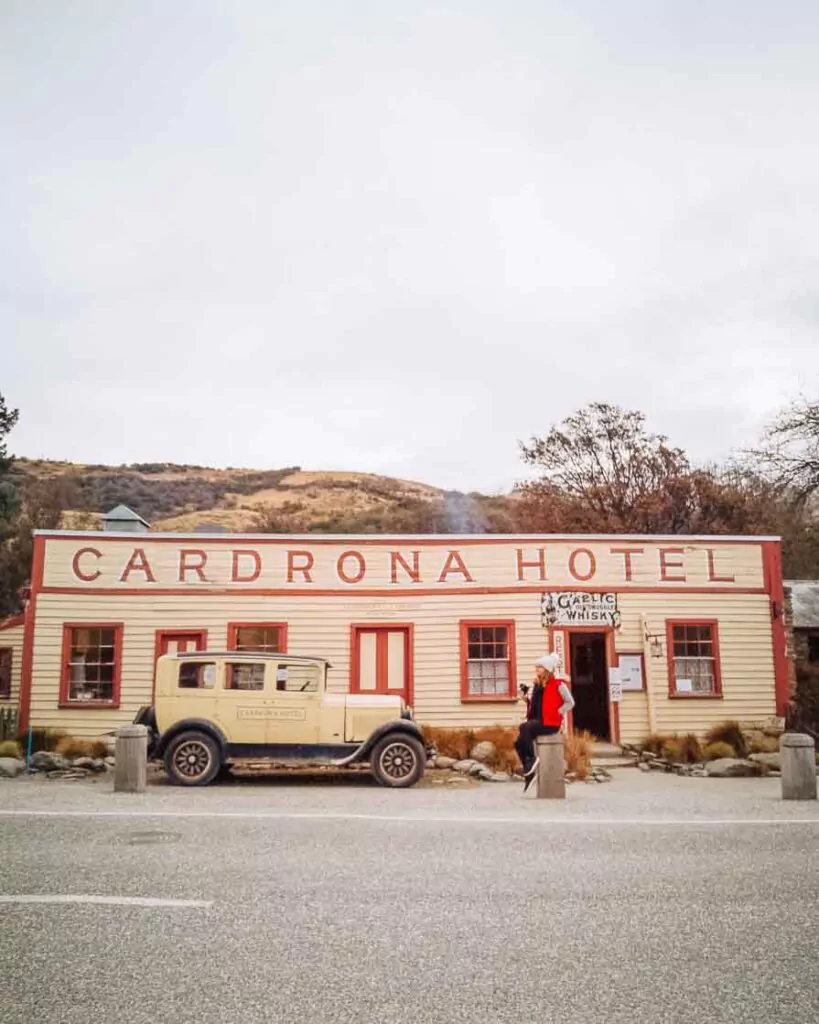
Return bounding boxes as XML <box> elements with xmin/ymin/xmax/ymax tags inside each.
<box><xmin>370</xmin><ymin>733</ymin><xmax>425</xmax><ymax>788</ymax></box>
<box><xmin>164</xmin><ymin>731</ymin><xmax>222</xmax><ymax>787</ymax></box>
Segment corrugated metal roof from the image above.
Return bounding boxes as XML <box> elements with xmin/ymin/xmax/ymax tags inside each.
<box><xmin>787</xmin><ymin>580</ymin><xmax>819</xmax><ymax>629</ymax></box>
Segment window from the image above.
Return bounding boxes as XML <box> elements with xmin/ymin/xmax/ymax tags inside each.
<box><xmin>460</xmin><ymin>621</ymin><xmax>516</xmax><ymax>700</ymax></box>
<box><xmin>275</xmin><ymin>663</ymin><xmax>319</xmax><ymax>693</ymax></box>
<box><xmin>228</xmin><ymin>624</ymin><xmax>287</xmax><ymax>653</ymax></box>
<box><xmin>808</xmin><ymin>634</ymin><xmax>819</xmax><ymax>664</ymax></box>
<box><xmin>60</xmin><ymin>624</ymin><xmax>123</xmax><ymax>706</ymax></box>
<box><xmin>178</xmin><ymin>662</ymin><xmax>216</xmax><ymax>689</ymax></box>
<box><xmin>0</xmin><ymin>648</ymin><xmax>11</xmax><ymax>699</ymax></box>
<box><xmin>224</xmin><ymin>662</ymin><xmax>266</xmax><ymax>691</ymax></box>
<box><xmin>667</xmin><ymin>621</ymin><xmax>722</xmax><ymax>697</ymax></box>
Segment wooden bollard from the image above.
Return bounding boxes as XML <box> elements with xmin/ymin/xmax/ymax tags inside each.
<box><xmin>535</xmin><ymin>734</ymin><xmax>566</xmax><ymax>799</ymax></box>
<box><xmin>780</xmin><ymin>733</ymin><xmax>817</xmax><ymax>801</ymax></box>
<box><xmin>114</xmin><ymin>724</ymin><xmax>148</xmax><ymax>794</ymax></box>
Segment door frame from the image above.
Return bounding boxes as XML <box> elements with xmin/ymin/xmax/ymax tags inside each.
<box><xmin>349</xmin><ymin>623</ymin><xmax>414</xmax><ymax>707</ymax></box>
<box><xmin>563</xmin><ymin>627</ymin><xmax>619</xmax><ymax>744</ymax></box>
<box><xmin>152</xmin><ymin>629</ymin><xmax>209</xmax><ymax>699</ymax></box>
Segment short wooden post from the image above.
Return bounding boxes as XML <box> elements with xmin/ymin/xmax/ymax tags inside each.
<box><xmin>535</xmin><ymin>734</ymin><xmax>566</xmax><ymax>799</ymax></box>
<box><xmin>780</xmin><ymin>733</ymin><xmax>817</xmax><ymax>801</ymax></box>
<box><xmin>114</xmin><ymin>724</ymin><xmax>148</xmax><ymax>794</ymax></box>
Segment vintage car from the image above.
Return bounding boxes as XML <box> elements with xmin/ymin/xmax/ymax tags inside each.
<box><xmin>134</xmin><ymin>651</ymin><xmax>427</xmax><ymax>788</ymax></box>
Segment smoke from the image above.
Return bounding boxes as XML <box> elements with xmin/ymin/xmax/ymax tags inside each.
<box><xmin>443</xmin><ymin>491</ymin><xmax>484</xmax><ymax>534</ymax></box>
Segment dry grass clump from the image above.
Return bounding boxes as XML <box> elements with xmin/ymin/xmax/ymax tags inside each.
<box><xmin>54</xmin><ymin>736</ymin><xmax>109</xmax><ymax>760</ymax></box>
<box><xmin>702</xmin><ymin>741</ymin><xmax>735</xmax><ymax>761</ymax></box>
<box><xmin>639</xmin><ymin>734</ymin><xmax>670</xmax><ymax>755</ymax></box>
<box><xmin>16</xmin><ymin>728</ymin><xmax>67</xmax><ymax>753</ymax></box>
<box><xmin>676</xmin><ymin>733</ymin><xmax>703</xmax><ymax>764</ymax></box>
<box><xmin>704</xmin><ymin>721</ymin><xmax>747</xmax><ymax>758</ymax></box>
<box><xmin>0</xmin><ymin>740</ymin><xmax>23</xmax><ymax>759</ymax></box>
<box><xmin>564</xmin><ymin>729</ymin><xmax>594</xmax><ymax>780</ymax></box>
<box><xmin>748</xmin><ymin>735</ymin><xmax>780</xmax><ymax>755</ymax></box>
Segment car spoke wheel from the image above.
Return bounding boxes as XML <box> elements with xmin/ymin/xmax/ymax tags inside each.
<box><xmin>371</xmin><ymin>734</ymin><xmax>425</xmax><ymax>788</ymax></box>
<box><xmin>173</xmin><ymin>740</ymin><xmax>212</xmax><ymax>780</ymax></box>
<box><xmin>164</xmin><ymin>731</ymin><xmax>221</xmax><ymax>787</ymax></box>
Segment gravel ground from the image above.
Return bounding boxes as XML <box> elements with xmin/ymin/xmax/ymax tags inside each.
<box><xmin>1</xmin><ymin>772</ymin><xmax>817</xmax><ymax>1024</ymax></box>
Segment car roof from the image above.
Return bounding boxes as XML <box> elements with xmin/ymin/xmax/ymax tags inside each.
<box><xmin>160</xmin><ymin>651</ymin><xmax>331</xmax><ymax>666</ymax></box>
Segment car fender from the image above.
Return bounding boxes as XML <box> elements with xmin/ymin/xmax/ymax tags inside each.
<box><xmin>156</xmin><ymin>719</ymin><xmax>229</xmax><ymax>760</ymax></box>
<box><xmin>332</xmin><ymin>720</ymin><xmax>427</xmax><ymax>766</ymax></box>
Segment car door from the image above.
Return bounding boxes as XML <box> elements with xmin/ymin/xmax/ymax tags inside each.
<box><xmin>265</xmin><ymin>661</ymin><xmax>322</xmax><ymax>748</ymax></box>
<box><xmin>211</xmin><ymin>658</ymin><xmax>271</xmax><ymax>752</ymax></box>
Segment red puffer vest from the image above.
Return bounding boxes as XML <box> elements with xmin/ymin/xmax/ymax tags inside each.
<box><xmin>530</xmin><ymin>677</ymin><xmax>565</xmax><ymax>727</ymax></box>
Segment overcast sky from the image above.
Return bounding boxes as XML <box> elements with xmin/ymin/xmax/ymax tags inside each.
<box><xmin>3</xmin><ymin>1</ymin><xmax>818</xmax><ymax>493</ymax></box>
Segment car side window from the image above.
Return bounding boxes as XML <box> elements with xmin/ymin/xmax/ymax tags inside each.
<box><xmin>276</xmin><ymin>663</ymin><xmax>319</xmax><ymax>692</ymax></box>
<box><xmin>225</xmin><ymin>662</ymin><xmax>265</xmax><ymax>692</ymax></box>
<box><xmin>178</xmin><ymin>662</ymin><xmax>216</xmax><ymax>689</ymax></box>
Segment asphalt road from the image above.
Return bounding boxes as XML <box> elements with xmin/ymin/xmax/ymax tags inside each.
<box><xmin>1</xmin><ymin>773</ymin><xmax>818</xmax><ymax>1024</ymax></box>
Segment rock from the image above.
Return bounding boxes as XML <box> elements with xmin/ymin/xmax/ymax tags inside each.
<box><xmin>32</xmin><ymin>751</ymin><xmax>69</xmax><ymax>772</ymax></box>
<box><xmin>446</xmin><ymin>776</ymin><xmax>471</xmax><ymax>785</ymax></box>
<box><xmin>768</xmin><ymin>770</ymin><xmax>781</xmax><ymax>777</ymax></box>
<box><xmin>453</xmin><ymin>759</ymin><xmax>478</xmax><ymax>773</ymax></box>
<box><xmin>0</xmin><ymin>757</ymin><xmax>25</xmax><ymax>778</ymax></box>
<box><xmin>705</xmin><ymin>758</ymin><xmax>762</xmax><ymax>778</ymax></box>
<box><xmin>638</xmin><ymin>762</ymin><xmax>651</xmax><ymax>773</ymax></box>
<box><xmin>91</xmin><ymin>759</ymin><xmax>107</xmax><ymax>772</ymax></box>
<box><xmin>434</xmin><ymin>756</ymin><xmax>457</xmax><ymax>770</ymax></box>
<box><xmin>491</xmin><ymin>771</ymin><xmax>510</xmax><ymax>782</ymax></box>
<box><xmin>470</xmin><ymin>763</ymin><xmax>493</xmax><ymax>780</ymax></box>
<box><xmin>749</xmin><ymin>752</ymin><xmax>781</xmax><ymax>771</ymax></box>
<box><xmin>640</xmin><ymin>751</ymin><xmax>655</xmax><ymax>763</ymax></box>
<box><xmin>72</xmin><ymin>757</ymin><xmax>96</xmax><ymax>769</ymax></box>
<box><xmin>105</xmin><ymin>756</ymin><xmax>116</xmax><ymax>767</ymax></box>
<box><xmin>470</xmin><ymin>741</ymin><xmax>497</xmax><ymax>764</ymax></box>
<box><xmin>649</xmin><ymin>760</ymin><xmax>668</xmax><ymax>771</ymax></box>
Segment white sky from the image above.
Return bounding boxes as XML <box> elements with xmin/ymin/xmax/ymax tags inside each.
<box><xmin>3</xmin><ymin>1</ymin><xmax>818</xmax><ymax>492</ymax></box>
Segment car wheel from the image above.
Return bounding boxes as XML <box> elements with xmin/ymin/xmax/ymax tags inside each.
<box><xmin>370</xmin><ymin>733</ymin><xmax>425</xmax><ymax>788</ymax></box>
<box><xmin>164</xmin><ymin>731</ymin><xmax>221</xmax><ymax>787</ymax></box>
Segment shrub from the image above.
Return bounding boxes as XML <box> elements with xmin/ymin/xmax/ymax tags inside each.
<box><xmin>702</xmin><ymin>741</ymin><xmax>735</xmax><ymax>761</ymax></box>
<box><xmin>421</xmin><ymin>726</ymin><xmax>476</xmax><ymax>763</ymax></box>
<box><xmin>0</xmin><ymin>740</ymin><xmax>23</xmax><ymax>759</ymax></box>
<box><xmin>749</xmin><ymin>735</ymin><xmax>780</xmax><ymax>755</ymax></box>
<box><xmin>705</xmin><ymin>721</ymin><xmax>747</xmax><ymax>758</ymax></box>
<box><xmin>661</xmin><ymin>736</ymin><xmax>682</xmax><ymax>762</ymax></box>
<box><xmin>54</xmin><ymin>736</ymin><xmax>109</xmax><ymax>760</ymax></box>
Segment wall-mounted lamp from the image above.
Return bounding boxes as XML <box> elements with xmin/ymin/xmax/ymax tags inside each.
<box><xmin>644</xmin><ymin>622</ymin><xmax>664</xmax><ymax>659</ymax></box>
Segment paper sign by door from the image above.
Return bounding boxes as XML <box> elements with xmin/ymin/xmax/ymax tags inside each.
<box><xmin>608</xmin><ymin>667</ymin><xmax>622</xmax><ymax>703</ymax></box>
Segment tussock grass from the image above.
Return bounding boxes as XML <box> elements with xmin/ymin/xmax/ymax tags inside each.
<box><xmin>702</xmin><ymin>741</ymin><xmax>735</xmax><ymax>761</ymax></box>
<box><xmin>705</xmin><ymin>721</ymin><xmax>747</xmax><ymax>758</ymax></box>
<box><xmin>54</xmin><ymin>736</ymin><xmax>109</xmax><ymax>760</ymax></box>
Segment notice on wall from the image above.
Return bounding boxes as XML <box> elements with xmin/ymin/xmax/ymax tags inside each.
<box><xmin>608</xmin><ymin>667</ymin><xmax>622</xmax><ymax>703</ymax></box>
<box><xmin>541</xmin><ymin>591</ymin><xmax>620</xmax><ymax>628</ymax></box>
<box><xmin>675</xmin><ymin>678</ymin><xmax>693</xmax><ymax>694</ymax></box>
<box><xmin>551</xmin><ymin>630</ymin><xmax>568</xmax><ymax>680</ymax></box>
<box><xmin>618</xmin><ymin>655</ymin><xmax>644</xmax><ymax>692</ymax></box>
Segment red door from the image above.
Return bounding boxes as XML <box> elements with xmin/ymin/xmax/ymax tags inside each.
<box><xmin>153</xmin><ymin>630</ymin><xmax>208</xmax><ymax>696</ymax></box>
<box><xmin>351</xmin><ymin>626</ymin><xmax>412</xmax><ymax>703</ymax></box>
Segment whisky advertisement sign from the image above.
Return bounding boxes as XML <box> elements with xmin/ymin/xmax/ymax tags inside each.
<box><xmin>541</xmin><ymin>591</ymin><xmax>620</xmax><ymax>628</ymax></box>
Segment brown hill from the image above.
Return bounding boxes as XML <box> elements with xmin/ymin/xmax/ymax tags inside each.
<box><xmin>13</xmin><ymin>459</ymin><xmax>516</xmax><ymax>534</ymax></box>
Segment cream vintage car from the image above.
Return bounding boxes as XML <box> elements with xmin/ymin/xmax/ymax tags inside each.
<box><xmin>134</xmin><ymin>651</ymin><xmax>428</xmax><ymax>788</ymax></box>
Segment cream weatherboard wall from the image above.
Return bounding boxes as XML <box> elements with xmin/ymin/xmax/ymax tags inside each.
<box><xmin>0</xmin><ymin>618</ymin><xmax>25</xmax><ymax>710</ymax></box>
<box><xmin>22</xmin><ymin>532</ymin><xmax>786</xmax><ymax>742</ymax></box>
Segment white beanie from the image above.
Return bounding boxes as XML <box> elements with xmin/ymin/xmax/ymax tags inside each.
<box><xmin>535</xmin><ymin>653</ymin><xmax>561</xmax><ymax>673</ymax></box>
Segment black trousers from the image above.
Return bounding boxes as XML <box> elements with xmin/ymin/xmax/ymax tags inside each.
<box><xmin>515</xmin><ymin>722</ymin><xmax>559</xmax><ymax>771</ymax></box>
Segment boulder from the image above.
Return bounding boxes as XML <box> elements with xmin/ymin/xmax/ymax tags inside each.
<box><xmin>491</xmin><ymin>771</ymin><xmax>510</xmax><ymax>782</ymax></box>
<box><xmin>434</xmin><ymin>756</ymin><xmax>457</xmax><ymax>770</ymax></box>
<box><xmin>32</xmin><ymin>751</ymin><xmax>69</xmax><ymax>772</ymax></box>
<box><xmin>0</xmin><ymin>757</ymin><xmax>25</xmax><ymax>779</ymax></box>
<box><xmin>470</xmin><ymin>741</ymin><xmax>497</xmax><ymax>764</ymax></box>
<box><xmin>749</xmin><ymin>752</ymin><xmax>781</xmax><ymax>771</ymax></box>
<box><xmin>470</xmin><ymin>763</ymin><xmax>494</xmax><ymax>780</ymax></box>
<box><xmin>72</xmin><ymin>757</ymin><xmax>96</xmax><ymax>769</ymax></box>
<box><xmin>705</xmin><ymin>758</ymin><xmax>762</xmax><ymax>778</ymax></box>
<box><xmin>637</xmin><ymin>762</ymin><xmax>651</xmax><ymax>773</ymax></box>
<box><xmin>104</xmin><ymin>756</ymin><xmax>116</xmax><ymax>767</ymax></box>
<box><xmin>453</xmin><ymin>759</ymin><xmax>478</xmax><ymax>774</ymax></box>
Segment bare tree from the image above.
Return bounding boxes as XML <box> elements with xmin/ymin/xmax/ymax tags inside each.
<box><xmin>748</xmin><ymin>397</ymin><xmax>819</xmax><ymax>503</ymax></box>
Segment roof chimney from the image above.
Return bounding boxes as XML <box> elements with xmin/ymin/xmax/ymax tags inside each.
<box><xmin>102</xmin><ymin>505</ymin><xmax>150</xmax><ymax>533</ymax></box>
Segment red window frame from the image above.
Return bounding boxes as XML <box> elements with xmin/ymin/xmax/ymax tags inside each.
<box><xmin>227</xmin><ymin>622</ymin><xmax>288</xmax><ymax>653</ymax></box>
<box><xmin>0</xmin><ymin>647</ymin><xmax>12</xmax><ymax>699</ymax></box>
<box><xmin>459</xmin><ymin>620</ymin><xmax>517</xmax><ymax>702</ymax></box>
<box><xmin>666</xmin><ymin>619</ymin><xmax>723</xmax><ymax>699</ymax></box>
<box><xmin>59</xmin><ymin>623</ymin><xmax>124</xmax><ymax>709</ymax></box>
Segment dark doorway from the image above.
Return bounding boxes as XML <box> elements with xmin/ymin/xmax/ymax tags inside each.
<box><xmin>569</xmin><ymin>632</ymin><xmax>610</xmax><ymax>741</ymax></box>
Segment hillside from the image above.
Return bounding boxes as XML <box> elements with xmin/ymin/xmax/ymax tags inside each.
<box><xmin>12</xmin><ymin>459</ymin><xmax>516</xmax><ymax>534</ymax></box>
